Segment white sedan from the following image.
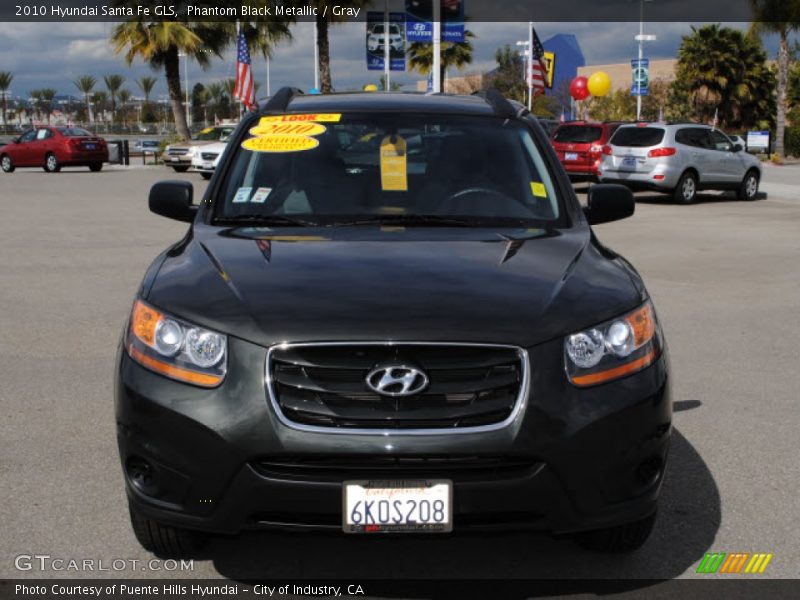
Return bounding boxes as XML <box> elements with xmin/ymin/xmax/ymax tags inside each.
<box><xmin>190</xmin><ymin>141</ymin><xmax>228</xmax><ymax>180</ymax></box>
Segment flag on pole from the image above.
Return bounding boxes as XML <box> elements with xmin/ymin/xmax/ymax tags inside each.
<box><xmin>233</xmin><ymin>30</ymin><xmax>256</xmax><ymax>111</ymax></box>
<box><xmin>528</xmin><ymin>24</ymin><xmax>548</xmax><ymax>97</ymax></box>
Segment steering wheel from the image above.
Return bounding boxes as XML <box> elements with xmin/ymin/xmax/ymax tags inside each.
<box><xmin>442</xmin><ymin>187</ymin><xmax>529</xmax><ymax>216</ymax></box>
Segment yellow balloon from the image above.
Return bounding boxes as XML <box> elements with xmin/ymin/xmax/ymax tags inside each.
<box><xmin>587</xmin><ymin>71</ymin><xmax>612</xmax><ymax>97</ymax></box>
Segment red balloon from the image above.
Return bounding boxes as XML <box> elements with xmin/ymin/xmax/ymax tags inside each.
<box><xmin>570</xmin><ymin>76</ymin><xmax>590</xmax><ymax>101</ymax></box>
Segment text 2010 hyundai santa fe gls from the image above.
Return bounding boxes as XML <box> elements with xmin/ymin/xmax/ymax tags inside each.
<box><xmin>116</xmin><ymin>89</ymin><xmax>671</xmax><ymax>556</ymax></box>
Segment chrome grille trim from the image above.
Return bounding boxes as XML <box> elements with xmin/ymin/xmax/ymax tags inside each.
<box><xmin>264</xmin><ymin>342</ymin><xmax>530</xmax><ymax>436</ymax></box>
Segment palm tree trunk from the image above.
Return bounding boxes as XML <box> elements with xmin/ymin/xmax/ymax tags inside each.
<box><xmin>85</xmin><ymin>93</ymin><xmax>91</xmax><ymax>124</ymax></box>
<box><xmin>776</xmin><ymin>31</ymin><xmax>788</xmax><ymax>159</ymax></box>
<box><xmin>317</xmin><ymin>15</ymin><xmax>332</xmax><ymax>93</ymax></box>
<box><xmin>164</xmin><ymin>48</ymin><xmax>191</xmax><ymax>140</ymax></box>
<box><xmin>1</xmin><ymin>97</ymin><xmax>6</xmax><ymax>133</ymax></box>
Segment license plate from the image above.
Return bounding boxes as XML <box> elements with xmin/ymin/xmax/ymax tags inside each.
<box><xmin>621</xmin><ymin>156</ymin><xmax>637</xmax><ymax>170</ymax></box>
<box><xmin>343</xmin><ymin>479</ymin><xmax>452</xmax><ymax>533</ymax></box>
<box><xmin>171</xmin><ymin>157</ymin><xmax>180</xmax><ymax>162</ymax></box>
<box><xmin>202</xmin><ymin>162</ymin><xmax>213</xmax><ymax>169</ymax></box>
<box><xmin>84</xmin><ymin>144</ymin><xmax>96</xmax><ymax>150</ymax></box>
<box><xmin>565</xmin><ymin>152</ymin><xmax>579</xmax><ymax>161</ymax></box>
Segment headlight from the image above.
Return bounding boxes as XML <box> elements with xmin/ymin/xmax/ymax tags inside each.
<box><xmin>564</xmin><ymin>300</ymin><xmax>661</xmax><ymax>387</ymax></box>
<box><xmin>126</xmin><ymin>299</ymin><xmax>227</xmax><ymax>387</ymax></box>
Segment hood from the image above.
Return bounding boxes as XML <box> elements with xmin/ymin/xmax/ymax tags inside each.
<box><xmin>146</xmin><ymin>225</ymin><xmax>642</xmax><ymax>348</ymax></box>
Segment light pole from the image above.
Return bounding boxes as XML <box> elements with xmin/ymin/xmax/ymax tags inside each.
<box><xmin>516</xmin><ymin>38</ymin><xmax>531</xmax><ymax>110</ymax></box>
<box><xmin>312</xmin><ymin>22</ymin><xmax>320</xmax><ymax>91</ymax></box>
<box><xmin>635</xmin><ymin>0</ymin><xmax>656</xmax><ymax>120</ymax></box>
<box><xmin>178</xmin><ymin>51</ymin><xmax>190</xmax><ymax>122</ymax></box>
<box><xmin>383</xmin><ymin>0</ymin><xmax>390</xmax><ymax>91</ymax></box>
<box><xmin>432</xmin><ymin>0</ymin><xmax>441</xmax><ymax>93</ymax></box>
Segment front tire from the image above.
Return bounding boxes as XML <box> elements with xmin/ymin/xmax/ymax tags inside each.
<box><xmin>673</xmin><ymin>171</ymin><xmax>697</xmax><ymax>204</ymax></box>
<box><xmin>575</xmin><ymin>512</ymin><xmax>657</xmax><ymax>553</ymax></box>
<box><xmin>44</xmin><ymin>153</ymin><xmax>61</xmax><ymax>173</ymax></box>
<box><xmin>128</xmin><ymin>504</ymin><xmax>205</xmax><ymax>557</ymax></box>
<box><xmin>171</xmin><ymin>165</ymin><xmax>189</xmax><ymax>173</ymax></box>
<box><xmin>89</xmin><ymin>162</ymin><xmax>103</xmax><ymax>172</ymax></box>
<box><xmin>0</xmin><ymin>154</ymin><xmax>14</xmax><ymax>173</ymax></box>
<box><xmin>738</xmin><ymin>170</ymin><xmax>759</xmax><ymax>201</ymax></box>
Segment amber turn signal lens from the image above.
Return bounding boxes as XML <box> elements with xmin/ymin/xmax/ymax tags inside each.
<box><xmin>131</xmin><ymin>300</ymin><xmax>162</xmax><ymax>346</ymax></box>
<box><xmin>570</xmin><ymin>348</ymin><xmax>657</xmax><ymax>387</ymax></box>
<box><xmin>626</xmin><ymin>303</ymin><xmax>656</xmax><ymax>347</ymax></box>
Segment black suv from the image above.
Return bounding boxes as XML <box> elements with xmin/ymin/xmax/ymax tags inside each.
<box><xmin>116</xmin><ymin>89</ymin><xmax>671</xmax><ymax>556</ymax></box>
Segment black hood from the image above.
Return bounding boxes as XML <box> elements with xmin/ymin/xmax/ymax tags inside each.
<box><xmin>146</xmin><ymin>224</ymin><xmax>643</xmax><ymax>348</ymax></box>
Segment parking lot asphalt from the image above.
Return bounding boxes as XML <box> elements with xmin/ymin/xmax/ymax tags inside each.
<box><xmin>1</xmin><ymin>166</ymin><xmax>798</xmax><ymax>582</ymax></box>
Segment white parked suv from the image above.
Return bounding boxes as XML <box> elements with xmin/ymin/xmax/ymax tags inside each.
<box><xmin>599</xmin><ymin>123</ymin><xmax>762</xmax><ymax>203</ymax></box>
<box><xmin>190</xmin><ymin>141</ymin><xmax>227</xmax><ymax>180</ymax></box>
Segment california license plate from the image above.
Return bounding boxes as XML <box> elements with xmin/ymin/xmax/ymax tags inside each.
<box><xmin>621</xmin><ymin>155</ymin><xmax>637</xmax><ymax>170</ymax></box>
<box><xmin>565</xmin><ymin>152</ymin><xmax>578</xmax><ymax>161</ymax></box>
<box><xmin>171</xmin><ymin>157</ymin><xmax>180</xmax><ymax>162</ymax></box>
<box><xmin>84</xmin><ymin>144</ymin><xmax>96</xmax><ymax>150</ymax></box>
<box><xmin>343</xmin><ymin>480</ymin><xmax>452</xmax><ymax>533</ymax></box>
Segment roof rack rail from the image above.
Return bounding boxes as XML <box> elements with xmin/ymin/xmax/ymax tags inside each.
<box><xmin>261</xmin><ymin>87</ymin><xmax>304</xmax><ymax>113</ymax></box>
<box><xmin>473</xmin><ymin>88</ymin><xmax>525</xmax><ymax>119</ymax></box>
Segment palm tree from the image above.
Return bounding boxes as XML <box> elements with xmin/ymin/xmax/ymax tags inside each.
<box><xmin>110</xmin><ymin>12</ymin><xmax>228</xmax><ymax>140</ymax></box>
<box><xmin>39</xmin><ymin>88</ymin><xmax>56</xmax><ymax>124</ymax></box>
<box><xmin>118</xmin><ymin>89</ymin><xmax>132</xmax><ymax>127</ymax></box>
<box><xmin>748</xmin><ymin>1</ymin><xmax>800</xmax><ymax>158</ymax></box>
<box><xmin>206</xmin><ymin>81</ymin><xmax>224</xmax><ymax>120</ymax></box>
<box><xmin>28</xmin><ymin>90</ymin><xmax>43</xmax><ymax>123</ymax></box>
<box><xmin>0</xmin><ymin>71</ymin><xmax>13</xmax><ymax>133</ymax></box>
<box><xmin>675</xmin><ymin>24</ymin><xmax>776</xmax><ymax>131</ymax></box>
<box><xmin>74</xmin><ymin>75</ymin><xmax>96</xmax><ymax>123</ymax></box>
<box><xmin>93</xmin><ymin>91</ymin><xmax>108</xmax><ymax>124</ymax></box>
<box><xmin>137</xmin><ymin>75</ymin><xmax>157</xmax><ymax>103</ymax></box>
<box><xmin>104</xmin><ymin>74</ymin><xmax>126</xmax><ymax>122</ymax></box>
<box><xmin>306</xmin><ymin>0</ymin><xmax>371</xmax><ymax>93</ymax></box>
<box><xmin>408</xmin><ymin>29</ymin><xmax>476</xmax><ymax>89</ymax></box>
<box><xmin>223</xmin><ymin>78</ymin><xmax>237</xmax><ymax>118</ymax></box>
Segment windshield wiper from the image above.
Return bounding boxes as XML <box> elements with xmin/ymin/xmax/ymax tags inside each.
<box><xmin>214</xmin><ymin>215</ymin><xmax>318</xmax><ymax>227</ymax></box>
<box><xmin>329</xmin><ymin>214</ymin><xmax>479</xmax><ymax>227</ymax></box>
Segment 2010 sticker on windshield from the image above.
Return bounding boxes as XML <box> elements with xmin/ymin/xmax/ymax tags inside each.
<box><xmin>242</xmin><ymin>135</ymin><xmax>320</xmax><ymax>153</ymax></box>
<box><xmin>249</xmin><ymin>121</ymin><xmax>328</xmax><ymax>137</ymax></box>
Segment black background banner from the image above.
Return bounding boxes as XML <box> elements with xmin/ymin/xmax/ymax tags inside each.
<box><xmin>2</xmin><ymin>0</ymin><xmax>759</xmax><ymax>23</ymax></box>
<box><xmin>2</xmin><ymin>580</ymin><xmax>800</xmax><ymax>600</ymax></box>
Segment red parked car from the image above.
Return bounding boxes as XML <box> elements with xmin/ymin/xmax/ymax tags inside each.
<box><xmin>550</xmin><ymin>121</ymin><xmax>625</xmax><ymax>181</ymax></box>
<box><xmin>0</xmin><ymin>126</ymin><xmax>108</xmax><ymax>173</ymax></box>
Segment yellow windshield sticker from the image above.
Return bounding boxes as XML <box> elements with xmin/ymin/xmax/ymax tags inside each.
<box><xmin>380</xmin><ymin>135</ymin><xmax>408</xmax><ymax>192</ymax></box>
<box><xmin>259</xmin><ymin>113</ymin><xmax>342</xmax><ymax>123</ymax></box>
<box><xmin>250</xmin><ymin>122</ymin><xmax>327</xmax><ymax>137</ymax></box>
<box><xmin>530</xmin><ymin>182</ymin><xmax>547</xmax><ymax>197</ymax></box>
<box><xmin>242</xmin><ymin>135</ymin><xmax>320</xmax><ymax>153</ymax></box>
<box><xmin>200</xmin><ymin>127</ymin><xmax>214</xmax><ymax>134</ymax></box>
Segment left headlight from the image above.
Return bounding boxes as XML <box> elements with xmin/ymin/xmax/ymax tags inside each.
<box><xmin>126</xmin><ymin>299</ymin><xmax>227</xmax><ymax>387</ymax></box>
<box><xmin>564</xmin><ymin>300</ymin><xmax>662</xmax><ymax>387</ymax></box>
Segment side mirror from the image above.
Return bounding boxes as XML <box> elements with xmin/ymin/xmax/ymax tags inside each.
<box><xmin>149</xmin><ymin>180</ymin><xmax>197</xmax><ymax>223</ymax></box>
<box><xmin>733</xmin><ymin>143</ymin><xmax>743</xmax><ymax>153</ymax></box>
<box><xmin>584</xmin><ymin>184</ymin><xmax>635</xmax><ymax>225</ymax></box>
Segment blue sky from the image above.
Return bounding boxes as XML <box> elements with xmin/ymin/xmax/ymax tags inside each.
<box><xmin>0</xmin><ymin>21</ymin><xmax>784</xmax><ymax>102</ymax></box>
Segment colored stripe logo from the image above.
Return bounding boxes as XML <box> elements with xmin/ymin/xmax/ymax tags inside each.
<box><xmin>696</xmin><ymin>552</ymin><xmax>773</xmax><ymax>574</ymax></box>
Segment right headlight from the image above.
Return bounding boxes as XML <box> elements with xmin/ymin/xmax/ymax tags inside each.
<box><xmin>564</xmin><ymin>300</ymin><xmax>662</xmax><ymax>387</ymax></box>
<box><xmin>126</xmin><ymin>299</ymin><xmax>227</xmax><ymax>387</ymax></box>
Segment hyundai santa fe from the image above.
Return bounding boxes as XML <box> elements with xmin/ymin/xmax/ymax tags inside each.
<box><xmin>116</xmin><ymin>88</ymin><xmax>672</xmax><ymax>556</ymax></box>
<box><xmin>599</xmin><ymin>123</ymin><xmax>761</xmax><ymax>203</ymax></box>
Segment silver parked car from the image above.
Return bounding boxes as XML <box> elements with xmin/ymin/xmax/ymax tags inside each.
<box><xmin>599</xmin><ymin>123</ymin><xmax>761</xmax><ymax>203</ymax></box>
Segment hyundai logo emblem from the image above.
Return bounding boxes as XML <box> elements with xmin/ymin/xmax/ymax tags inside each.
<box><xmin>366</xmin><ymin>365</ymin><xmax>429</xmax><ymax>397</ymax></box>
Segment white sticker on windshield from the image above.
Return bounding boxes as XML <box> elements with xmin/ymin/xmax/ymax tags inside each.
<box><xmin>251</xmin><ymin>187</ymin><xmax>272</xmax><ymax>204</ymax></box>
<box><xmin>232</xmin><ymin>187</ymin><xmax>252</xmax><ymax>203</ymax></box>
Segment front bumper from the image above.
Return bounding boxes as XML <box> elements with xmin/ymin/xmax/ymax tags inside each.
<box><xmin>115</xmin><ymin>336</ymin><xmax>672</xmax><ymax>536</ymax></box>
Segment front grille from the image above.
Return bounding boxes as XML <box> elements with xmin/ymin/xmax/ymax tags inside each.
<box><xmin>252</xmin><ymin>455</ymin><xmax>541</xmax><ymax>482</ymax></box>
<box><xmin>266</xmin><ymin>343</ymin><xmax>527</xmax><ymax>432</ymax></box>
<box><xmin>201</xmin><ymin>152</ymin><xmax>219</xmax><ymax>160</ymax></box>
<box><xmin>167</xmin><ymin>148</ymin><xmax>188</xmax><ymax>156</ymax></box>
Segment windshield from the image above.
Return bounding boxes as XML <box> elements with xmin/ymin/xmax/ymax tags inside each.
<box><xmin>552</xmin><ymin>125</ymin><xmax>602</xmax><ymax>144</ymax></box>
<box><xmin>214</xmin><ymin>113</ymin><xmax>561</xmax><ymax>227</ymax></box>
<box><xmin>610</xmin><ymin>127</ymin><xmax>665</xmax><ymax>147</ymax></box>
